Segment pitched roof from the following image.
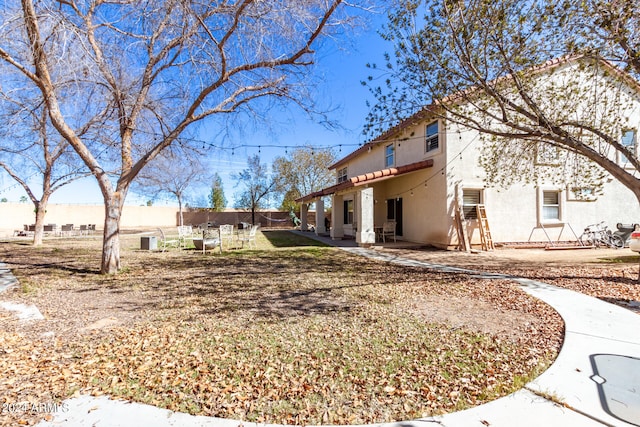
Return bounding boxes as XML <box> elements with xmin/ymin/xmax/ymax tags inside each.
<box><xmin>329</xmin><ymin>105</ymin><xmax>440</xmax><ymax>171</ymax></box>
<box><xmin>296</xmin><ymin>159</ymin><xmax>433</xmax><ymax>203</ymax></box>
<box><xmin>330</xmin><ymin>55</ymin><xmax>640</xmax><ymax>171</ymax></box>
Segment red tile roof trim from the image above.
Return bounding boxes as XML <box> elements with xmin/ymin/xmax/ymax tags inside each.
<box><xmin>296</xmin><ymin>159</ymin><xmax>434</xmax><ymax>203</ymax></box>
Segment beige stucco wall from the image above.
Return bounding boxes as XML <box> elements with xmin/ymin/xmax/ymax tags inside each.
<box><xmin>0</xmin><ymin>203</ymin><xmax>178</xmax><ymax>237</ymax></box>
<box><xmin>329</xmin><ymin>60</ymin><xmax>640</xmax><ymax>247</ymax></box>
<box><xmin>447</xmin><ymin>120</ymin><xmax>640</xmax><ymax>245</ymax></box>
<box><xmin>332</xmin><ymin>114</ymin><xmax>453</xmax><ymax>247</ymax></box>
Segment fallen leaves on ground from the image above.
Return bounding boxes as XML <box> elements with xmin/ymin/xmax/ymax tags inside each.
<box><xmin>0</xmin><ymin>232</ymin><xmax>567</xmax><ymax>425</ymax></box>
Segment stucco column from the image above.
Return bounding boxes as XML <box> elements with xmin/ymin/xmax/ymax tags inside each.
<box><xmin>300</xmin><ymin>203</ymin><xmax>308</xmax><ymax>231</ymax></box>
<box><xmin>356</xmin><ymin>187</ymin><xmax>375</xmax><ymax>246</ymax></box>
<box><xmin>331</xmin><ymin>193</ymin><xmax>344</xmax><ymax>240</ymax></box>
<box><xmin>315</xmin><ymin>198</ymin><xmax>326</xmax><ymax>234</ymax></box>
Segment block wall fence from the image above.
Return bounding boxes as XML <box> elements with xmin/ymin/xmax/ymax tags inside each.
<box><xmin>0</xmin><ymin>203</ymin><xmax>316</xmax><ymax>237</ymax></box>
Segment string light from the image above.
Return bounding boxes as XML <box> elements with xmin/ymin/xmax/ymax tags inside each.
<box><xmin>373</xmin><ymin>133</ymin><xmax>480</xmax><ymax>201</ymax></box>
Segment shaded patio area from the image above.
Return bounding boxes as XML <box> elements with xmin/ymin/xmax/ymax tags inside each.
<box><xmin>291</xmin><ymin>230</ymin><xmax>428</xmax><ymax>250</ymax></box>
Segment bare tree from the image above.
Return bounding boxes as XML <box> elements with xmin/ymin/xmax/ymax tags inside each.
<box><xmin>365</xmin><ymin>0</ymin><xmax>640</xmax><ymax>202</ymax></box>
<box><xmin>132</xmin><ymin>148</ymin><xmax>206</xmax><ymax>226</ymax></box>
<box><xmin>0</xmin><ymin>0</ymin><xmax>354</xmax><ymax>273</ymax></box>
<box><xmin>0</xmin><ymin>96</ymin><xmax>90</xmax><ymax>245</ymax></box>
<box><xmin>234</xmin><ymin>155</ymin><xmax>276</xmax><ymax>225</ymax></box>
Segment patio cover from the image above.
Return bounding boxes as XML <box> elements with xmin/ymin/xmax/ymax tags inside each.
<box><xmin>296</xmin><ymin>159</ymin><xmax>434</xmax><ymax>203</ymax></box>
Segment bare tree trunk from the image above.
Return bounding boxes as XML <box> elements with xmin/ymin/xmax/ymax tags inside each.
<box><xmin>178</xmin><ymin>196</ymin><xmax>183</xmax><ymax>226</ymax></box>
<box><xmin>32</xmin><ymin>196</ymin><xmax>49</xmax><ymax>246</ymax></box>
<box><xmin>101</xmin><ymin>191</ymin><xmax>125</xmax><ymax>274</ymax></box>
<box><xmin>33</xmin><ymin>203</ymin><xmax>45</xmax><ymax>245</ymax></box>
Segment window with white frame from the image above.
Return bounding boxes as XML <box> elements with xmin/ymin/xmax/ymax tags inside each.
<box><xmin>337</xmin><ymin>167</ymin><xmax>348</xmax><ymax>183</ymax></box>
<box><xmin>462</xmin><ymin>189</ymin><xmax>481</xmax><ymax>220</ymax></box>
<box><xmin>385</xmin><ymin>144</ymin><xmax>395</xmax><ymax>167</ymax></box>
<box><xmin>542</xmin><ymin>190</ymin><xmax>561</xmax><ymax>221</ymax></box>
<box><xmin>620</xmin><ymin>129</ymin><xmax>637</xmax><ymax>166</ymax></box>
<box><xmin>426</xmin><ymin>121</ymin><xmax>439</xmax><ymax>152</ymax></box>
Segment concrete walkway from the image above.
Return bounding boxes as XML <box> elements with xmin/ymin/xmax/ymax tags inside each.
<box><xmin>339</xmin><ymin>246</ymin><xmax>640</xmax><ymax>427</ymax></box>
<box><xmin>0</xmin><ymin>234</ymin><xmax>636</xmax><ymax>426</ymax></box>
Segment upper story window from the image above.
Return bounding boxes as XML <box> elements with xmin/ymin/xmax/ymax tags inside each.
<box><xmin>385</xmin><ymin>144</ymin><xmax>395</xmax><ymax>168</ymax></box>
<box><xmin>426</xmin><ymin>121</ymin><xmax>439</xmax><ymax>152</ymax></box>
<box><xmin>620</xmin><ymin>129</ymin><xmax>637</xmax><ymax>166</ymax></box>
<box><xmin>337</xmin><ymin>167</ymin><xmax>348</xmax><ymax>183</ymax></box>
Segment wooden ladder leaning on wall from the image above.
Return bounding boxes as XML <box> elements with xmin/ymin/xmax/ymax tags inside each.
<box><xmin>454</xmin><ymin>199</ymin><xmax>471</xmax><ymax>252</ymax></box>
<box><xmin>476</xmin><ymin>204</ymin><xmax>494</xmax><ymax>251</ymax></box>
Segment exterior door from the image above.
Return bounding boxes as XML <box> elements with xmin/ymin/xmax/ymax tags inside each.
<box><xmin>386</xmin><ymin>198</ymin><xmax>403</xmax><ymax>236</ymax></box>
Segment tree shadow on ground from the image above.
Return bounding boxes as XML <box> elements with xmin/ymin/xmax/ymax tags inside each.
<box><xmin>133</xmin><ymin>251</ymin><xmax>437</xmax><ymax>319</ymax></box>
<box><xmin>0</xmin><ymin>239</ymin><xmax>448</xmax><ymax>321</ymax></box>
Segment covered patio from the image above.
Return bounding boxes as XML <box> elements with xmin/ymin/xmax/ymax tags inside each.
<box><xmin>296</xmin><ymin>159</ymin><xmax>433</xmax><ymax>247</ymax></box>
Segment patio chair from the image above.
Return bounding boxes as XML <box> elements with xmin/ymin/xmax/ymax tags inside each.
<box><xmin>238</xmin><ymin>224</ymin><xmax>258</xmax><ymax>249</ymax></box>
<box><xmin>158</xmin><ymin>228</ymin><xmax>180</xmax><ymax>252</ymax></box>
<box><xmin>79</xmin><ymin>224</ymin><xmax>88</xmax><ymax>235</ymax></box>
<box><xmin>382</xmin><ymin>221</ymin><xmax>397</xmax><ymax>243</ymax></box>
<box><xmin>193</xmin><ymin>228</ymin><xmax>222</xmax><ymax>254</ymax></box>
<box><xmin>60</xmin><ymin>224</ymin><xmax>74</xmax><ymax>236</ymax></box>
<box><xmin>219</xmin><ymin>224</ymin><xmax>234</xmax><ymax>250</ymax></box>
<box><xmin>177</xmin><ymin>225</ymin><xmax>193</xmax><ymax>249</ymax></box>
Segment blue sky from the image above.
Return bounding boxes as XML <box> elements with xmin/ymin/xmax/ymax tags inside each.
<box><xmin>0</xmin><ymin>9</ymin><xmax>392</xmax><ymax>208</ymax></box>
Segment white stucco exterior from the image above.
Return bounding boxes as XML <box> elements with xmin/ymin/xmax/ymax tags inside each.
<box><xmin>299</xmin><ymin>58</ymin><xmax>640</xmax><ymax>248</ymax></box>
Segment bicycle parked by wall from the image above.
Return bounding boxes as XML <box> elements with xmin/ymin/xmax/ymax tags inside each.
<box><xmin>578</xmin><ymin>221</ymin><xmax>625</xmax><ymax>248</ymax></box>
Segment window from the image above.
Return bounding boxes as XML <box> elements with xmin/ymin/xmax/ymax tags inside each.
<box><xmin>343</xmin><ymin>199</ymin><xmax>354</xmax><ymax>224</ymax></box>
<box><xmin>542</xmin><ymin>191</ymin><xmax>560</xmax><ymax>221</ymax></box>
<box><xmin>337</xmin><ymin>167</ymin><xmax>348</xmax><ymax>183</ymax></box>
<box><xmin>385</xmin><ymin>144</ymin><xmax>395</xmax><ymax>167</ymax></box>
<box><xmin>426</xmin><ymin>121</ymin><xmax>439</xmax><ymax>152</ymax></box>
<box><xmin>462</xmin><ymin>189</ymin><xmax>481</xmax><ymax>220</ymax></box>
<box><xmin>620</xmin><ymin>129</ymin><xmax>637</xmax><ymax>166</ymax></box>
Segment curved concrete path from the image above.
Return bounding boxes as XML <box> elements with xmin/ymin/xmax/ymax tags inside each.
<box><xmin>1</xmin><ymin>237</ymin><xmax>637</xmax><ymax>427</ymax></box>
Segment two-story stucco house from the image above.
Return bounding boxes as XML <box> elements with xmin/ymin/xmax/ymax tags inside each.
<box><xmin>298</xmin><ymin>57</ymin><xmax>640</xmax><ymax>249</ymax></box>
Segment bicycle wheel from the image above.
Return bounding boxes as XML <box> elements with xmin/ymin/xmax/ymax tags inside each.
<box><xmin>609</xmin><ymin>234</ymin><xmax>625</xmax><ymax>249</ymax></box>
<box><xmin>579</xmin><ymin>233</ymin><xmax>595</xmax><ymax>247</ymax></box>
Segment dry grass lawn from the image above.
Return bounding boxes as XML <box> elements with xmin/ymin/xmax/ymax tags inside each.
<box><xmin>0</xmin><ymin>230</ymin><xmax>564</xmax><ymax>425</ymax></box>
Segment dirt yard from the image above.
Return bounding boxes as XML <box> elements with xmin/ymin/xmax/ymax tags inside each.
<box><xmin>384</xmin><ymin>245</ymin><xmax>640</xmax><ymax>314</ymax></box>
<box><xmin>0</xmin><ymin>232</ymin><xmax>638</xmax><ymax>426</ymax></box>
